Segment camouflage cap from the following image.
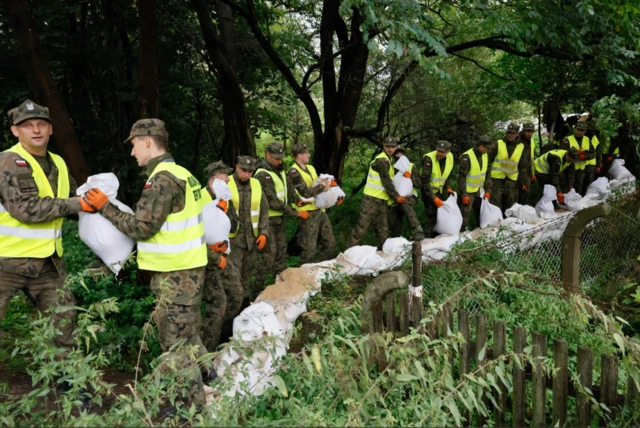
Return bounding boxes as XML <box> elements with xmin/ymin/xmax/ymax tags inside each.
<box><xmin>8</xmin><ymin>100</ymin><xmax>50</xmax><ymax>125</ymax></box>
<box><xmin>574</xmin><ymin>122</ymin><xmax>588</xmax><ymax>131</ymax></box>
<box><xmin>237</xmin><ymin>155</ymin><xmax>257</xmax><ymax>171</ymax></box>
<box><xmin>522</xmin><ymin>123</ymin><xmax>535</xmax><ymax>131</ymax></box>
<box><xmin>383</xmin><ymin>136</ymin><xmax>399</xmax><ymax>147</ymax></box>
<box><xmin>394</xmin><ymin>145</ymin><xmax>407</xmax><ymax>156</ymax></box>
<box><xmin>204</xmin><ymin>160</ymin><xmax>233</xmax><ymax>177</ymax></box>
<box><xmin>506</xmin><ymin>122</ymin><xmax>520</xmax><ymax>134</ymax></box>
<box><xmin>266</xmin><ymin>142</ymin><xmax>285</xmax><ymax>159</ymax></box>
<box><xmin>436</xmin><ymin>140</ymin><xmax>452</xmax><ymax>152</ymax></box>
<box><xmin>124</xmin><ymin>118</ymin><xmax>169</xmax><ymax>143</ymax></box>
<box><xmin>477</xmin><ymin>135</ymin><xmax>494</xmax><ymax>148</ymax></box>
<box><xmin>566</xmin><ymin>147</ymin><xmax>580</xmax><ymax>160</ymax></box>
<box><xmin>292</xmin><ymin>143</ymin><xmax>310</xmax><ymax>157</ymax></box>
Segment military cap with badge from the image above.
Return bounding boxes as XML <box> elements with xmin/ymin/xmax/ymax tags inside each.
<box><xmin>8</xmin><ymin>99</ymin><xmax>50</xmax><ymax>125</ymax></box>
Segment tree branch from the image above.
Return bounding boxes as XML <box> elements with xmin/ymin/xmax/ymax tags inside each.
<box><xmin>450</xmin><ymin>52</ymin><xmax>514</xmax><ymax>81</ymax></box>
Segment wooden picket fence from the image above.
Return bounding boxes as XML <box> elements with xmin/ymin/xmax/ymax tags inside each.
<box><xmin>369</xmin><ymin>296</ymin><xmax>639</xmax><ymax>427</ymax></box>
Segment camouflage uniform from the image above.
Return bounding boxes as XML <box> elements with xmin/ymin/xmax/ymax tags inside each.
<box><xmin>99</xmin><ymin>146</ymin><xmax>207</xmax><ymax>407</ymax></box>
<box><xmin>421</xmin><ymin>145</ymin><xmax>453</xmax><ymax>236</ymax></box>
<box><xmin>536</xmin><ymin>151</ymin><xmax>576</xmax><ymax>194</ymax></box>
<box><xmin>0</xmin><ymin>100</ymin><xmax>81</xmax><ymax>354</ymax></box>
<box><xmin>253</xmin><ymin>153</ymin><xmax>302</xmax><ymax>290</ymax></box>
<box><xmin>227</xmin><ymin>164</ymin><xmax>270</xmax><ymax>295</ymax></box>
<box><xmin>388</xmin><ymin>162</ymin><xmax>422</xmax><ymax>238</ymax></box>
<box><xmin>458</xmin><ymin>145</ymin><xmax>492</xmax><ymax>231</ymax></box>
<box><xmin>517</xmin><ymin>124</ymin><xmax>535</xmax><ymax>206</ymax></box>
<box><xmin>559</xmin><ymin>123</ymin><xmax>596</xmax><ymax>195</ymax></box>
<box><xmin>287</xmin><ymin>160</ymin><xmax>336</xmax><ymax>264</ymax></box>
<box><xmin>485</xmin><ymin>125</ymin><xmax>527</xmax><ymax>213</ymax></box>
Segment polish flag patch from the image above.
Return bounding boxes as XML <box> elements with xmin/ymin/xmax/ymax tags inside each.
<box><xmin>15</xmin><ymin>159</ymin><xmax>27</xmax><ymax>167</ymax></box>
<box><xmin>143</xmin><ymin>181</ymin><xmax>153</xmax><ymax>189</ymax></box>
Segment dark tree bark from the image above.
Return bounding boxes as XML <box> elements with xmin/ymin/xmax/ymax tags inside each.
<box><xmin>3</xmin><ymin>0</ymin><xmax>91</xmax><ymax>184</ymax></box>
<box><xmin>138</xmin><ymin>0</ymin><xmax>160</xmax><ymax>118</ymax></box>
<box><xmin>192</xmin><ymin>0</ymin><xmax>255</xmax><ymax>161</ymax></box>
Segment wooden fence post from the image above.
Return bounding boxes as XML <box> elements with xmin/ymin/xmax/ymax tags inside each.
<box><xmin>577</xmin><ymin>346</ymin><xmax>594</xmax><ymax>427</ymax></box>
<box><xmin>552</xmin><ymin>339</ymin><xmax>569</xmax><ymax>427</ymax></box>
<box><xmin>601</xmin><ymin>354</ymin><xmax>619</xmax><ymax>425</ymax></box>
<box><xmin>411</xmin><ymin>240</ymin><xmax>423</xmax><ymax>332</ymax></box>
<box><xmin>385</xmin><ymin>293</ymin><xmax>396</xmax><ymax>333</ymax></box>
<box><xmin>493</xmin><ymin>321</ymin><xmax>506</xmax><ymax>427</ymax></box>
<box><xmin>532</xmin><ymin>332</ymin><xmax>548</xmax><ymax>427</ymax></box>
<box><xmin>476</xmin><ymin>314</ymin><xmax>488</xmax><ymax>427</ymax></box>
<box><xmin>512</xmin><ymin>326</ymin><xmax>526</xmax><ymax>428</ymax></box>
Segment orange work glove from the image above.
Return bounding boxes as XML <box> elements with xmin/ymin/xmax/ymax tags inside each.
<box><xmin>83</xmin><ymin>188</ymin><xmax>109</xmax><ymax>210</ymax></box>
<box><xmin>521</xmin><ymin>185</ymin><xmax>527</xmax><ymax>191</ymax></box>
<box><xmin>216</xmin><ymin>199</ymin><xmax>228</xmax><ymax>214</ymax></box>
<box><xmin>532</xmin><ymin>175</ymin><xmax>537</xmax><ymax>182</ymax></box>
<box><xmin>403</xmin><ymin>171</ymin><xmax>411</xmax><ymax>178</ymax></box>
<box><xmin>218</xmin><ymin>255</ymin><xmax>227</xmax><ymax>270</ymax></box>
<box><xmin>607</xmin><ymin>155</ymin><xmax>613</xmax><ymax>162</ymax></box>
<box><xmin>395</xmin><ymin>196</ymin><xmax>406</xmax><ymax>204</ymax></box>
<box><xmin>577</xmin><ymin>150</ymin><xmax>587</xmax><ymax>161</ymax></box>
<box><xmin>329</xmin><ymin>179</ymin><xmax>338</xmax><ymax>188</ymax></box>
<box><xmin>210</xmin><ymin>241</ymin><xmax>228</xmax><ymax>253</ymax></box>
<box><xmin>296</xmin><ymin>200</ymin><xmax>310</xmax><ymax>207</ymax></box>
<box><xmin>297</xmin><ymin>211</ymin><xmax>310</xmax><ymax>220</ymax></box>
<box><xmin>557</xmin><ymin>193</ymin><xmax>565</xmax><ymax>204</ymax></box>
<box><xmin>434</xmin><ymin>197</ymin><xmax>444</xmax><ymax>208</ymax></box>
<box><xmin>78</xmin><ymin>197</ymin><xmax>97</xmax><ymax>213</ymax></box>
<box><xmin>595</xmin><ymin>163</ymin><xmax>602</xmax><ymax>174</ymax></box>
<box><xmin>483</xmin><ymin>192</ymin><xmax>491</xmax><ymax>200</ymax></box>
<box><xmin>447</xmin><ymin>188</ymin><xmax>455</xmax><ymax>194</ymax></box>
<box><xmin>256</xmin><ymin>235</ymin><xmax>267</xmax><ymax>250</ymax></box>
<box><xmin>461</xmin><ymin>196</ymin><xmax>470</xmax><ymax>206</ymax></box>
<box><xmin>336</xmin><ymin>196</ymin><xmax>345</xmax><ymax>205</ymax></box>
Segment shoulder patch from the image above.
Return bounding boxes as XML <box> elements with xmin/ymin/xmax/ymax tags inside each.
<box><xmin>144</xmin><ymin>181</ymin><xmax>153</xmax><ymax>189</ymax></box>
<box><xmin>265</xmin><ymin>176</ymin><xmax>272</xmax><ymax>180</ymax></box>
<box><xmin>290</xmin><ymin>169</ymin><xmax>298</xmax><ymax>174</ymax></box>
<box><xmin>15</xmin><ymin>159</ymin><xmax>27</xmax><ymax>167</ymax></box>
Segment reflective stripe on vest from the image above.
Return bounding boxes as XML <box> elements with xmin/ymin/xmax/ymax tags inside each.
<box><xmin>363</xmin><ymin>152</ymin><xmax>394</xmax><ymax>200</ymax></box>
<box><xmin>255</xmin><ymin>167</ymin><xmax>287</xmax><ymax>217</ymax></box>
<box><xmin>586</xmin><ymin>135</ymin><xmax>600</xmax><ymax>166</ymax></box>
<box><xmin>0</xmin><ymin>143</ymin><xmax>69</xmax><ymax>258</ymax></box>
<box><xmin>424</xmin><ymin>151</ymin><xmax>453</xmax><ymax>194</ymax></box>
<box><xmin>137</xmin><ymin>161</ymin><xmax>207</xmax><ymax>272</ymax></box>
<box><xmin>534</xmin><ymin>150</ymin><xmax>570</xmax><ymax>175</ymax></box>
<box><xmin>228</xmin><ymin>176</ymin><xmax>262</xmax><ymax>237</ymax></box>
<box><xmin>490</xmin><ymin>140</ymin><xmax>524</xmax><ymax>180</ymax></box>
<box><xmin>566</xmin><ymin>135</ymin><xmax>590</xmax><ymax>170</ymax></box>
<box><xmin>289</xmin><ymin>163</ymin><xmax>324</xmax><ymax>212</ymax></box>
<box><xmin>462</xmin><ymin>149</ymin><xmax>488</xmax><ymax>193</ymax></box>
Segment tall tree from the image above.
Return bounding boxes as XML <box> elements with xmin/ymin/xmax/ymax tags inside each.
<box><xmin>3</xmin><ymin>0</ymin><xmax>91</xmax><ymax>183</ymax></box>
<box><xmin>138</xmin><ymin>0</ymin><xmax>160</xmax><ymax>118</ymax></box>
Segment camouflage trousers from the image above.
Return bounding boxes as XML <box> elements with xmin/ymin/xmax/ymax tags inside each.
<box><xmin>202</xmin><ymin>257</ymin><xmax>245</xmax><ymax>351</ymax></box>
<box><xmin>518</xmin><ymin>174</ymin><xmax>533</xmax><ymax>206</ymax></box>
<box><xmin>149</xmin><ymin>267</ymin><xmax>207</xmax><ymax>408</ymax></box>
<box><xmin>489</xmin><ymin>178</ymin><xmax>518</xmax><ymax>213</ymax></box>
<box><xmin>459</xmin><ymin>191</ymin><xmax>481</xmax><ymax>232</ymax></box>
<box><xmin>254</xmin><ymin>217</ymin><xmax>287</xmax><ymax>291</ymax></box>
<box><xmin>388</xmin><ymin>196</ymin><xmax>421</xmax><ymax>238</ymax></box>
<box><xmin>347</xmin><ymin>195</ymin><xmax>389</xmax><ymax>250</ymax></box>
<box><xmin>0</xmin><ymin>258</ymin><xmax>76</xmax><ymax>354</ymax></box>
<box><xmin>580</xmin><ymin>166</ymin><xmax>596</xmax><ymax>196</ymax></box>
<box><xmin>227</xmin><ymin>242</ymin><xmax>257</xmax><ymax>296</ymax></box>
<box><xmin>298</xmin><ymin>210</ymin><xmax>335</xmax><ymax>265</ymax></box>
<box><xmin>573</xmin><ymin>169</ymin><xmax>586</xmax><ymax>196</ymax></box>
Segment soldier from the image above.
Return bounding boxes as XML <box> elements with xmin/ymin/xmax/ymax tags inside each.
<box><xmin>458</xmin><ymin>136</ymin><xmax>493</xmax><ymax>231</ymax></box>
<box><xmin>485</xmin><ymin>123</ymin><xmax>527</xmax><ymax>213</ymax></box>
<box><xmin>599</xmin><ymin>134</ymin><xmax>621</xmax><ymax>177</ymax></box>
<box><xmin>347</xmin><ymin>137</ymin><xmax>404</xmax><ymax>250</ymax></box>
<box><xmin>287</xmin><ymin>144</ymin><xmax>336</xmax><ymax>264</ymax></box>
<box><xmin>421</xmin><ymin>140</ymin><xmax>455</xmax><ymax>237</ymax></box>
<box><xmin>82</xmin><ymin>119</ymin><xmax>209</xmax><ymax>408</ymax></box>
<box><xmin>582</xmin><ymin>119</ymin><xmax>602</xmax><ymax>194</ymax></box>
<box><xmin>559</xmin><ymin>122</ymin><xmax>594</xmax><ymax>194</ymax></box>
<box><xmin>518</xmin><ymin>123</ymin><xmax>536</xmax><ymax>205</ymax></box>
<box><xmin>388</xmin><ymin>146</ymin><xmax>424</xmax><ymax>240</ymax></box>
<box><xmin>254</xmin><ymin>143</ymin><xmax>309</xmax><ymax>290</ymax></box>
<box><xmin>0</xmin><ymin>100</ymin><xmax>95</xmax><ymax>373</ymax></box>
<box><xmin>533</xmin><ymin>147</ymin><xmax>581</xmax><ymax>204</ymax></box>
<box><xmin>200</xmin><ymin>161</ymin><xmax>246</xmax><ymax>351</ymax></box>
<box><xmin>226</xmin><ymin>156</ymin><xmax>269</xmax><ymax>298</ymax></box>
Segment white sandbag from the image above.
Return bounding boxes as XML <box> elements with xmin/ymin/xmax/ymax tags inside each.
<box><xmin>394</xmin><ymin>155</ymin><xmax>411</xmax><ymax>173</ymax></box>
<box><xmin>392</xmin><ymin>172</ymin><xmax>414</xmax><ymax>198</ymax></box>
<box><xmin>505</xmin><ymin>203</ymin><xmax>538</xmax><ymax>223</ymax></box>
<box><xmin>233</xmin><ymin>302</ymin><xmax>286</xmax><ymax>342</ymax></box>
<box><xmin>479</xmin><ymin>190</ymin><xmax>503</xmax><ymax>228</ymax></box>
<box><xmin>76</xmin><ymin>173</ymin><xmax>135</xmax><ymax>275</ymax></box>
<box><xmin>608</xmin><ymin>159</ymin><xmax>634</xmax><ymax>181</ymax></box>
<box><xmin>559</xmin><ymin>189</ymin><xmax>584</xmax><ymax>212</ymax></box>
<box><xmin>382</xmin><ymin>237</ymin><xmax>411</xmax><ymax>255</ymax></box>
<box><xmin>315</xmin><ymin>186</ymin><xmax>346</xmax><ymax>209</ymax></box>
<box><xmin>343</xmin><ymin>245</ymin><xmax>388</xmax><ymax>271</ymax></box>
<box><xmin>212</xmin><ymin>178</ymin><xmax>232</xmax><ymax>201</ymax></box>
<box><xmin>433</xmin><ymin>193</ymin><xmax>463</xmax><ymax>236</ymax></box>
<box><xmin>535</xmin><ymin>184</ymin><xmax>557</xmax><ymax>215</ymax></box>
<box><xmin>585</xmin><ymin>177</ymin><xmax>611</xmax><ymax>199</ymax></box>
<box><xmin>203</xmin><ymin>199</ymin><xmax>231</xmax><ymax>250</ymax></box>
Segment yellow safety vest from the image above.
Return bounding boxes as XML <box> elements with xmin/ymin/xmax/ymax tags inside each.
<box><xmin>424</xmin><ymin>151</ymin><xmax>453</xmax><ymax>194</ymax></box>
<box><xmin>255</xmin><ymin>167</ymin><xmax>287</xmax><ymax>217</ymax></box>
<box><xmin>363</xmin><ymin>152</ymin><xmax>394</xmax><ymax>200</ymax></box>
<box><xmin>409</xmin><ymin>163</ymin><xmax>418</xmax><ymax>197</ymax></box>
<box><xmin>0</xmin><ymin>143</ymin><xmax>69</xmax><ymax>258</ymax></box>
<box><xmin>491</xmin><ymin>139</ymin><xmax>524</xmax><ymax>180</ymax></box>
<box><xmin>462</xmin><ymin>149</ymin><xmax>488</xmax><ymax>193</ymax></box>
<box><xmin>228</xmin><ymin>176</ymin><xmax>262</xmax><ymax>237</ymax></box>
<box><xmin>534</xmin><ymin>150</ymin><xmax>572</xmax><ymax>175</ymax></box>
<box><xmin>288</xmin><ymin>163</ymin><xmax>323</xmax><ymax>212</ymax></box>
<box><xmin>586</xmin><ymin>135</ymin><xmax>600</xmax><ymax>167</ymax></box>
<box><xmin>566</xmin><ymin>135</ymin><xmax>590</xmax><ymax>170</ymax></box>
<box><xmin>137</xmin><ymin>161</ymin><xmax>207</xmax><ymax>272</ymax></box>
<box><xmin>600</xmin><ymin>136</ymin><xmax>619</xmax><ymax>155</ymax></box>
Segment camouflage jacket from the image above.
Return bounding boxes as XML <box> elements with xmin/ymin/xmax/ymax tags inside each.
<box><xmin>0</xmin><ymin>148</ymin><xmax>80</xmax><ymax>277</ymax></box>
<box><xmin>254</xmin><ymin>160</ymin><xmax>300</xmax><ymax>217</ymax></box>
<box><xmin>458</xmin><ymin>147</ymin><xmax>491</xmax><ymax>198</ymax></box>
<box><xmin>546</xmin><ymin>154</ymin><xmax>575</xmax><ymax>194</ymax></box>
<box><xmin>421</xmin><ymin>155</ymin><xmax>452</xmax><ymax>200</ymax></box>
<box><xmin>230</xmin><ymin>172</ymin><xmax>269</xmax><ymax>250</ymax></box>
<box><xmin>287</xmin><ymin>162</ymin><xmax>325</xmax><ymax>199</ymax></box>
<box><xmin>371</xmin><ymin>156</ymin><xmax>399</xmax><ymax>200</ymax></box>
<box><xmin>518</xmin><ymin>135</ymin><xmax>534</xmax><ymax>178</ymax></box>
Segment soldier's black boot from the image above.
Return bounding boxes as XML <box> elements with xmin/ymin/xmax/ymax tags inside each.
<box><xmin>59</xmin><ymin>380</ymin><xmax>92</xmax><ymax>406</ymax></box>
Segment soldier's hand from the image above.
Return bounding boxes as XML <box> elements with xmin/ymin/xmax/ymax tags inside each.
<box><xmin>218</xmin><ymin>255</ymin><xmax>227</xmax><ymax>270</ymax></box>
<box><xmin>395</xmin><ymin>196</ymin><xmax>406</xmax><ymax>204</ymax></box>
<box><xmin>216</xmin><ymin>199</ymin><xmax>228</xmax><ymax>214</ymax></box>
<box><xmin>483</xmin><ymin>192</ymin><xmax>491</xmax><ymax>200</ymax></box>
<box><xmin>78</xmin><ymin>196</ymin><xmax>97</xmax><ymax>213</ymax></box>
<box><xmin>403</xmin><ymin>171</ymin><xmax>411</xmax><ymax>178</ymax></box>
<box><xmin>596</xmin><ymin>163</ymin><xmax>602</xmax><ymax>174</ymax></box>
<box><xmin>532</xmin><ymin>175</ymin><xmax>537</xmax><ymax>182</ymax></box>
<box><xmin>256</xmin><ymin>235</ymin><xmax>267</xmax><ymax>250</ymax></box>
<box><xmin>607</xmin><ymin>156</ymin><xmax>613</xmax><ymax>162</ymax></box>
<box><xmin>83</xmin><ymin>188</ymin><xmax>109</xmax><ymax>210</ymax></box>
<box><xmin>336</xmin><ymin>196</ymin><xmax>345</xmax><ymax>205</ymax></box>
<box><xmin>297</xmin><ymin>200</ymin><xmax>310</xmax><ymax>207</ymax></box>
<box><xmin>433</xmin><ymin>197</ymin><xmax>443</xmax><ymax>208</ymax></box>
<box><xmin>447</xmin><ymin>188</ymin><xmax>455</xmax><ymax>195</ymax></box>
<box><xmin>557</xmin><ymin>192</ymin><xmax>565</xmax><ymax>204</ymax></box>
<box><xmin>210</xmin><ymin>241</ymin><xmax>228</xmax><ymax>253</ymax></box>
<box><xmin>461</xmin><ymin>196</ymin><xmax>470</xmax><ymax>206</ymax></box>
<box><xmin>329</xmin><ymin>179</ymin><xmax>338</xmax><ymax>188</ymax></box>
<box><xmin>297</xmin><ymin>211</ymin><xmax>310</xmax><ymax>220</ymax></box>
<box><xmin>521</xmin><ymin>185</ymin><xmax>527</xmax><ymax>191</ymax></box>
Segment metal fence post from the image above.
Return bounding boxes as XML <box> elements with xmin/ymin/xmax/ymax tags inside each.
<box><xmin>561</xmin><ymin>204</ymin><xmax>611</xmax><ymax>293</ymax></box>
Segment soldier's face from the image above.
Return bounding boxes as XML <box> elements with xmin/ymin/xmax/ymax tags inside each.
<box><xmin>523</xmin><ymin>130</ymin><xmax>534</xmax><ymax>138</ymax></box>
<box><xmin>384</xmin><ymin>146</ymin><xmax>397</xmax><ymax>156</ymax></box>
<box><xmin>213</xmin><ymin>173</ymin><xmax>229</xmax><ymax>184</ymax></box>
<box><xmin>266</xmin><ymin>153</ymin><xmax>282</xmax><ymax>168</ymax></box>
<box><xmin>11</xmin><ymin>119</ymin><xmax>52</xmax><ymax>154</ymax></box>
<box><xmin>297</xmin><ymin>152</ymin><xmax>310</xmax><ymax>165</ymax></box>
<box><xmin>436</xmin><ymin>150</ymin><xmax>448</xmax><ymax>160</ymax></box>
<box><xmin>506</xmin><ymin>132</ymin><xmax>518</xmax><ymax>142</ymax></box>
<box><xmin>236</xmin><ymin>166</ymin><xmax>253</xmax><ymax>182</ymax></box>
<box><xmin>130</xmin><ymin>137</ymin><xmax>152</xmax><ymax>167</ymax></box>
<box><xmin>574</xmin><ymin>129</ymin><xmax>586</xmax><ymax>138</ymax></box>
<box><xmin>477</xmin><ymin>145</ymin><xmax>489</xmax><ymax>154</ymax></box>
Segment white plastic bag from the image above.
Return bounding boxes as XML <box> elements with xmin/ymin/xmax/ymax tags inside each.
<box><xmin>343</xmin><ymin>246</ymin><xmax>387</xmax><ymax>271</ymax></box>
<box><xmin>233</xmin><ymin>302</ymin><xmax>286</xmax><ymax>342</ymax></box>
<box><xmin>313</xmin><ymin>174</ymin><xmax>346</xmax><ymax>209</ymax></box>
<box><xmin>535</xmin><ymin>184</ymin><xmax>557</xmax><ymax>215</ymax></box>
<box><xmin>608</xmin><ymin>159</ymin><xmax>634</xmax><ymax>181</ymax></box>
<box><xmin>585</xmin><ymin>177</ymin><xmax>611</xmax><ymax>199</ymax></box>
<box><xmin>559</xmin><ymin>189</ymin><xmax>584</xmax><ymax>212</ymax></box>
<box><xmin>382</xmin><ymin>237</ymin><xmax>411</xmax><ymax>255</ymax></box>
<box><xmin>394</xmin><ymin>156</ymin><xmax>411</xmax><ymax>173</ymax></box>
<box><xmin>505</xmin><ymin>203</ymin><xmax>538</xmax><ymax>223</ymax></box>
<box><xmin>211</xmin><ymin>178</ymin><xmax>232</xmax><ymax>201</ymax></box>
<box><xmin>433</xmin><ymin>193</ymin><xmax>463</xmax><ymax>236</ymax></box>
<box><xmin>392</xmin><ymin>156</ymin><xmax>414</xmax><ymax>197</ymax></box>
<box><xmin>76</xmin><ymin>173</ymin><xmax>135</xmax><ymax>275</ymax></box>
<box><xmin>203</xmin><ymin>200</ymin><xmax>231</xmax><ymax>250</ymax></box>
<box><xmin>479</xmin><ymin>189</ymin><xmax>503</xmax><ymax>228</ymax></box>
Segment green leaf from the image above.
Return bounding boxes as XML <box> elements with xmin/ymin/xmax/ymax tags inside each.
<box><xmin>445</xmin><ymin>399</ymin><xmax>462</xmax><ymax>426</ymax></box>
<box><xmin>274</xmin><ymin>375</ymin><xmax>288</xmax><ymax>397</ymax></box>
<box><xmin>613</xmin><ymin>333</ymin><xmax>625</xmax><ymax>356</ymax></box>
<box><xmin>397</xmin><ymin>374</ymin><xmax>419</xmax><ymax>382</ymax></box>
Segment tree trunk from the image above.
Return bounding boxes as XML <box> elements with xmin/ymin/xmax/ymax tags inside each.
<box><xmin>3</xmin><ymin>0</ymin><xmax>91</xmax><ymax>184</ymax></box>
<box><xmin>138</xmin><ymin>0</ymin><xmax>160</xmax><ymax>118</ymax></box>
<box><xmin>192</xmin><ymin>0</ymin><xmax>255</xmax><ymax>162</ymax></box>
